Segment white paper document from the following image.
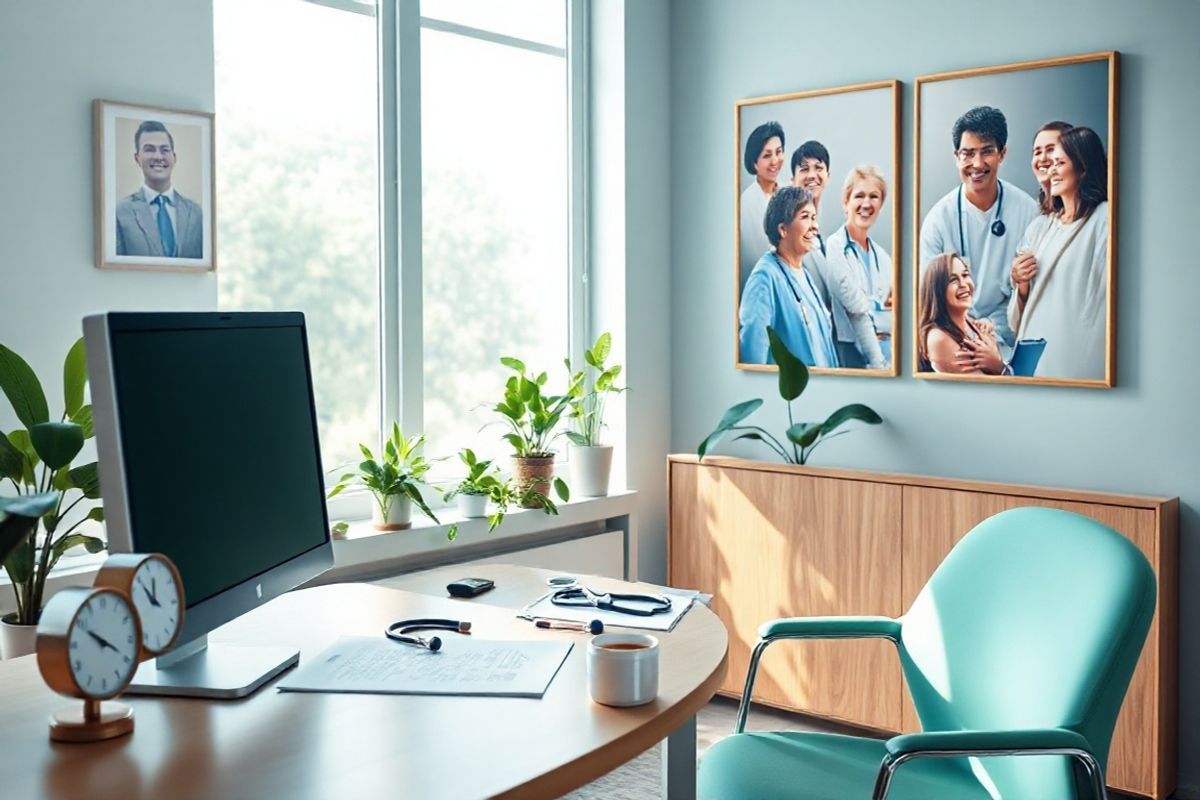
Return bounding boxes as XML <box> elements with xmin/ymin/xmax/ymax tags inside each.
<box><xmin>519</xmin><ymin>585</ymin><xmax>699</xmax><ymax>632</ymax></box>
<box><xmin>277</xmin><ymin>636</ymin><xmax>573</xmax><ymax>698</ymax></box>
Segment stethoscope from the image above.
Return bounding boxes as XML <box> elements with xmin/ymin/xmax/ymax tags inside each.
<box><xmin>842</xmin><ymin>235</ymin><xmax>882</xmax><ymax>308</ymax></box>
<box><xmin>385</xmin><ymin>618</ymin><xmax>472</xmax><ymax>652</ymax></box>
<box><xmin>548</xmin><ymin>578</ymin><xmax>672</xmax><ymax>617</ymax></box>
<box><xmin>772</xmin><ymin>252</ymin><xmax>827</xmax><ymax>331</ymax></box>
<box><xmin>956</xmin><ymin>182</ymin><xmax>1007</xmax><ymax>260</ymax></box>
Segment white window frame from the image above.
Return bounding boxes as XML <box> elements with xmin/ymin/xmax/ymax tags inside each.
<box><xmin>328</xmin><ymin>0</ymin><xmax>589</xmax><ymax>520</ymax></box>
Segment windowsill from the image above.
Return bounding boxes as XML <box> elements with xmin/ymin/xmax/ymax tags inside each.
<box><xmin>1</xmin><ymin>491</ymin><xmax>638</xmax><ymax>611</ymax></box>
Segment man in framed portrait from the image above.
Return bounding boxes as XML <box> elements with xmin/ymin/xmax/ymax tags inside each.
<box><xmin>918</xmin><ymin>106</ymin><xmax>1038</xmax><ymax>347</ymax></box>
<box><xmin>115</xmin><ymin>120</ymin><xmax>204</xmax><ymax>259</ymax></box>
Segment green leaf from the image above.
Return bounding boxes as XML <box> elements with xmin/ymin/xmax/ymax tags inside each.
<box><xmin>446</xmin><ymin>524</ymin><xmax>458</xmax><ymax>542</ymax></box>
<box><xmin>592</xmin><ymin>332</ymin><xmax>612</xmax><ymax>365</ymax></box>
<box><xmin>500</xmin><ymin>356</ymin><xmax>526</xmax><ymax>373</ymax></box>
<box><xmin>0</xmin><ymin>492</ymin><xmax>59</xmax><ymax>518</ymax></box>
<box><xmin>502</xmin><ymin>433</ymin><xmax>525</xmax><ymax>454</ymax></box>
<box><xmin>535</xmin><ymin>371</ymin><xmax>548</xmax><ymax>386</ymax></box>
<box><xmin>584</xmin><ymin>349</ymin><xmax>599</xmax><ymax>369</ymax></box>
<box><xmin>0</xmin><ymin>513</ymin><xmax>39</xmax><ymax>568</ymax></box>
<box><xmin>4</xmin><ymin>534</ymin><xmax>34</xmax><ymax>583</ymax></box>
<box><xmin>0</xmin><ymin>344</ymin><xmax>50</xmax><ymax>429</ymax></box>
<box><xmin>820</xmin><ymin>403</ymin><xmax>883</xmax><ymax>435</ymax></box>
<box><xmin>0</xmin><ymin>430</ymin><xmax>22</xmax><ymax>480</ymax></box>
<box><xmin>30</xmin><ymin>422</ymin><xmax>84</xmax><ymax>470</ymax></box>
<box><xmin>359</xmin><ymin>443</ymin><xmax>375</xmax><ymax>462</ymax></box>
<box><xmin>785</xmin><ymin>422</ymin><xmax>822</xmax><ymax>448</ymax></box>
<box><xmin>51</xmin><ymin>533</ymin><xmax>105</xmax><ymax>561</ymax></box>
<box><xmin>768</xmin><ymin>326</ymin><xmax>809</xmax><ymax>401</ymax></box>
<box><xmin>697</xmin><ymin>398</ymin><xmax>763</xmax><ymax>459</ymax></box>
<box><xmin>68</xmin><ymin>462</ymin><xmax>101</xmax><ymax>499</ymax></box>
<box><xmin>9</xmin><ymin>430</ymin><xmax>38</xmax><ymax>485</ymax></box>
<box><xmin>86</xmin><ymin>506</ymin><xmax>105</xmax><ymax>523</ymax></box>
<box><xmin>553</xmin><ymin>477</ymin><xmax>569</xmax><ymax>503</ymax></box>
<box><xmin>565</xmin><ymin>431</ymin><xmax>589</xmax><ymax>447</ymax></box>
<box><xmin>63</xmin><ymin>337</ymin><xmax>88</xmax><ymax>417</ymax></box>
<box><xmin>70</xmin><ymin>404</ymin><xmax>94</xmax><ymax>439</ymax></box>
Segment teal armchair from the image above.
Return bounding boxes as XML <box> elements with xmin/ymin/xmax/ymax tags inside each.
<box><xmin>698</xmin><ymin>507</ymin><xmax>1156</xmax><ymax>800</ymax></box>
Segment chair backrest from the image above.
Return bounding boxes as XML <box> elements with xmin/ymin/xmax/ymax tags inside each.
<box><xmin>898</xmin><ymin>507</ymin><xmax>1156</xmax><ymax>797</ymax></box>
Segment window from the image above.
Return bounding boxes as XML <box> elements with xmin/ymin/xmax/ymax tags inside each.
<box><xmin>419</xmin><ymin>0</ymin><xmax>577</xmax><ymax>472</ymax></box>
<box><xmin>215</xmin><ymin>0</ymin><xmax>585</xmax><ymax>509</ymax></box>
<box><xmin>214</xmin><ymin>0</ymin><xmax>379</xmax><ymax>473</ymax></box>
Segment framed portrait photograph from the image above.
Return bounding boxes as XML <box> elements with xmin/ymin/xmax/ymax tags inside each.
<box><xmin>94</xmin><ymin>100</ymin><xmax>216</xmax><ymax>271</ymax></box>
<box><xmin>913</xmin><ymin>52</ymin><xmax>1118</xmax><ymax>387</ymax></box>
<box><xmin>734</xmin><ymin>80</ymin><xmax>900</xmax><ymax>376</ymax></box>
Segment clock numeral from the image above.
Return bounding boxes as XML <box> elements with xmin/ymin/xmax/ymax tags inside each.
<box><xmin>123</xmin><ymin>614</ymin><xmax>130</xmax><ymax>624</ymax></box>
<box><xmin>123</xmin><ymin>655</ymin><xmax>131</xmax><ymax>664</ymax></box>
<box><xmin>87</xmin><ymin>675</ymin><xmax>93</xmax><ymax>687</ymax></box>
<box><xmin>74</xmin><ymin>659</ymin><xmax>81</xmax><ymax>672</ymax></box>
<box><xmin>102</xmin><ymin>678</ymin><xmax>108</xmax><ymax>691</ymax></box>
<box><xmin>99</xmin><ymin>596</ymin><xmax>107</xmax><ymax>610</ymax></box>
<box><xmin>70</xmin><ymin>641</ymin><xmax>78</xmax><ymax>650</ymax></box>
<box><xmin>127</xmin><ymin>635</ymin><xmax>134</xmax><ymax>644</ymax></box>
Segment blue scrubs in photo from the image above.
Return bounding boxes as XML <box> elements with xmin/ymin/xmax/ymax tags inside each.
<box><xmin>738</xmin><ymin>251</ymin><xmax>838</xmax><ymax>367</ymax></box>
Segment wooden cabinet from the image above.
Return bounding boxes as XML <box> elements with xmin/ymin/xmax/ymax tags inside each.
<box><xmin>668</xmin><ymin>455</ymin><xmax>1178</xmax><ymax>800</ymax></box>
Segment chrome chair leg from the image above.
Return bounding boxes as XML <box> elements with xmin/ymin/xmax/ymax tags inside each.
<box><xmin>734</xmin><ymin>639</ymin><xmax>770</xmax><ymax>734</ymax></box>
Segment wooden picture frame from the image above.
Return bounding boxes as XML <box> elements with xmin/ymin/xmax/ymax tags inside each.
<box><xmin>734</xmin><ymin>80</ymin><xmax>901</xmax><ymax>377</ymax></box>
<box><xmin>94</xmin><ymin>99</ymin><xmax>216</xmax><ymax>272</ymax></box>
<box><xmin>913</xmin><ymin>52</ymin><xmax>1118</xmax><ymax>387</ymax></box>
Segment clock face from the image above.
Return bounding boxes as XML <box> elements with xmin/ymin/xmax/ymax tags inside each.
<box><xmin>130</xmin><ymin>557</ymin><xmax>183</xmax><ymax>654</ymax></box>
<box><xmin>67</xmin><ymin>590</ymin><xmax>139</xmax><ymax>699</ymax></box>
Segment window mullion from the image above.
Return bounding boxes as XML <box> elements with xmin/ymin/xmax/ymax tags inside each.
<box><xmin>379</xmin><ymin>0</ymin><xmax>424</xmax><ymax>443</ymax></box>
<box><xmin>568</xmin><ymin>0</ymin><xmax>590</xmax><ymax>377</ymax></box>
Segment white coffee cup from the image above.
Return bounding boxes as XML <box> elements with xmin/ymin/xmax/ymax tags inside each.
<box><xmin>587</xmin><ymin>632</ymin><xmax>659</xmax><ymax>707</ymax></box>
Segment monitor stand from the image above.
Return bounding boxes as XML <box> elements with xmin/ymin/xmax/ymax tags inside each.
<box><xmin>126</xmin><ymin>635</ymin><xmax>299</xmax><ymax>699</ymax></box>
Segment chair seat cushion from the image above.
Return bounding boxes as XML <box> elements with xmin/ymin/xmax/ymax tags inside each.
<box><xmin>698</xmin><ymin>731</ymin><xmax>999</xmax><ymax>800</ymax></box>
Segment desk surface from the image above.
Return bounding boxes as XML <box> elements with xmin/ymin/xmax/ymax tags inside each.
<box><xmin>0</xmin><ymin>566</ymin><xmax>728</xmax><ymax>800</ymax></box>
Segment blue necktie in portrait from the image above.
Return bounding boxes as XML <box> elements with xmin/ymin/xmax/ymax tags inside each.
<box><xmin>154</xmin><ymin>194</ymin><xmax>177</xmax><ymax>257</ymax></box>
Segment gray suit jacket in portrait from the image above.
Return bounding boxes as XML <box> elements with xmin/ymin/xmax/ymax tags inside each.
<box><xmin>115</xmin><ymin>190</ymin><xmax>204</xmax><ymax>258</ymax></box>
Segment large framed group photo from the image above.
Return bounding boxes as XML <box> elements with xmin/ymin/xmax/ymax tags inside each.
<box><xmin>94</xmin><ymin>99</ymin><xmax>216</xmax><ymax>272</ymax></box>
<box><xmin>913</xmin><ymin>51</ymin><xmax>1118</xmax><ymax>387</ymax></box>
<box><xmin>734</xmin><ymin>80</ymin><xmax>900</xmax><ymax>376</ymax></box>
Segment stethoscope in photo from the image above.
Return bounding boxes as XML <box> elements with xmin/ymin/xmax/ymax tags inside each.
<box><xmin>385</xmin><ymin>618</ymin><xmax>472</xmax><ymax>652</ymax></box>
<box><xmin>842</xmin><ymin>236</ymin><xmax>883</xmax><ymax>311</ymax></box>
<box><xmin>956</xmin><ymin>182</ymin><xmax>1006</xmax><ymax>261</ymax></box>
<box><xmin>547</xmin><ymin>577</ymin><xmax>673</xmax><ymax>617</ymax></box>
<box><xmin>772</xmin><ymin>254</ymin><xmax>826</xmax><ymax>330</ymax></box>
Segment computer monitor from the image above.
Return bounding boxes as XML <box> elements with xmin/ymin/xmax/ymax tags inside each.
<box><xmin>84</xmin><ymin>311</ymin><xmax>334</xmax><ymax>698</ymax></box>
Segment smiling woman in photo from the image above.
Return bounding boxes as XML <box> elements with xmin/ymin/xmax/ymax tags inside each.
<box><xmin>739</xmin><ymin>121</ymin><xmax>786</xmax><ymax>269</ymax></box>
<box><xmin>1007</xmin><ymin>125</ymin><xmax>1109</xmax><ymax>380</ymax></box>
<box><xmin>822</xmin><ymin>165</ymin><xmax>893</xmax><ymax>369</ymax></box>
<box><xmin>918</xmin><ymin>253</ymin><xmax>1006</xmax><ymax>374</ymax></box>
<box><xmin>738</xmin><ymin>186</ymin><xmax>838</xmax><ymax>367</ymax></box>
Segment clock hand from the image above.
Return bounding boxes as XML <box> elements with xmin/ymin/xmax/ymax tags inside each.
<box><xmin>151</xmin><ymin>576</ymin><xmax>161</xmax><ymax>606</ymax></box>
<box><xmin>141</xmin><ymin>582</ymin><xmax>162</xmax><ymax>608</ymax></box>
<box><xmin>87</xmin><ymin>629</ymin><xmax>119</xmax><ymax>653</ymax></box>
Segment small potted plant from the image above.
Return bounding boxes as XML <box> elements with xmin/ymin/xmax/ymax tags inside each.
<box><xmin>441</xmin><ymin>448</ymin><xmax>501</xmax><ymax>519</ymax></box>
<box><xmin>493</xmin><ymin>356</ymin><xmax>574</xmax><ymax>508</ymax></box>
<box><xmin>445</xmin><ymin>467</ymin><xmax>569</xmax><ymax>541</ymax></box>
<box><xmin>327</xmin><ymin>423</ymin><xmax>440</xmax><ymax>531</ymax></box>
<box><xmin>0</xmin><ymin>338</ymin><xmax>106</xmax><ymax>659</ymax></box>
<box><xmin>565</xmin><ymin>332</ymin><xmax>626</xmax><ymax>497</ymax></box>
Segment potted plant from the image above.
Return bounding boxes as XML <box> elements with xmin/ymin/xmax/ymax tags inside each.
<box><xmin>0</xmin><ymin>339</ymin><xmax>106</xmax><ymax>659</ymax></box>
<box><xmin>565</xmin><ymin>332</ymin><xmax>626</xmax><ymax>497</ymax></box>
<box><xmin>441</xmin><ymin>448</ymin><xmax>500</xmax><ymax>519</ymax></box>
<box><xmin>444</xmin><ymin>460</ymin><xmax>569</xmax><ymax>542</ymax></box>
<box><xmin>327</xmin><ymin>423</ymin><xmax>440</xmax><ymax>531</ymax></box>
<box><xmin>493</xmin><ymin>356</ymin><xmax>572</xmax><ymax>508</ymax></box>
<box><xmin>699</xmin><ymin>327</ymin><xmax>883</xmax><ymax>464</ymax></box>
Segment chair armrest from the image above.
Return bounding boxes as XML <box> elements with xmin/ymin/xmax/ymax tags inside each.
<box><xmin>885</xmin><ymin>727</ymin><xmax>1092</xmax><ymax>759</ymax></box>
<box><xmin>758</xmin><ymin>615</ymin><xmax>900</xmax><ymax>641</ymax></box>
<box><xmin>874</xmin><ymin>728</ymin><xmax>1106</xmax><ymax>800</ymax></box>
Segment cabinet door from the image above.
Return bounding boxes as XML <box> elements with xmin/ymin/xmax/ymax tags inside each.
<box><xmin>900</xmin><ymin>486</ymin><xmax>1160</xmax><ymax>797</ymax></box>
<box><xmin>670</xmin><ymin>462</ymin><xmax>903</xmax><ymax>731</ymax></box>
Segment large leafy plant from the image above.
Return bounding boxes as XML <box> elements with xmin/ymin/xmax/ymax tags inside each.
<box><xmin>327</xmin><ymin>423</ymin><xmax>439</xmax><ymax>526</ymax></box>
<box><xmin>0</xmin><ymin>339</ymin><xmax>106</xmax><ymax>625</ymax></box>
<box><xmin>493</xmin><ymin>356</ymin><xmax>576</xmax><ymax>457</ymax></box>
<box><xmin>442</xmin><ymin>449</ymin><xmax>569</xmax><ymax>541</ymax></box>
<box><xmin>565</xmin><ymin>332</ymin><xmax>626</xmax><ymax>447</ymax></box>
<box><xmin>698</xmin><ymin>327</ymin><xmax>883</xmax><ymax>465</ymax></box>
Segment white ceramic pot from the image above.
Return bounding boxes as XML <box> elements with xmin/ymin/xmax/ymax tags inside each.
<box><xmin>372</xmin><ymin>494</ymin><xmax>412</xmax><ymax>531</ymax></box>
<box><xmin>457</xmin><ymin>493</ymin><xmax>489</xmax><ymax>519</ymax></box>
<box><xmin>0</xmin><ymin>614</ymin><xmax>38</xmax><ymax>660</ymax></box>
<box><xmin>569</xmin><ymin>444</ymin><xmax>614</xmax><ymax>497</ymax></box>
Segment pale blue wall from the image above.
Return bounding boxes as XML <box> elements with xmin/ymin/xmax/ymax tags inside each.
<box><xmin>669</xmin><ymin>0</ymin><xmax>1200</xmax><ymax>792</ymax></box>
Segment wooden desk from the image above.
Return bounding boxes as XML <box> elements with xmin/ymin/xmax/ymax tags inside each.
<box><xmin>0</xmin><ymin>567</ymin><xmax>728</xmax><ymax>800</ymax></box>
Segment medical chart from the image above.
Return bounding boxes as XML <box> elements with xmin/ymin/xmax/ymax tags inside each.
<box><xmin>277</xmin><ymin>636</ymin><xmax>572</xmax><ymax>697</ymax></box>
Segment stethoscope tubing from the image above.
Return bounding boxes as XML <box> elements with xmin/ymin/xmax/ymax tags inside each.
<box><xmin>957</xmin><ymin>182</ymin><xmax>1006</xmax><ymax>259</ymax></box>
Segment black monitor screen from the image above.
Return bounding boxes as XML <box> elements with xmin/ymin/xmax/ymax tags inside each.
<box><xmin>109</xmin><ymin>322</ymin><xmax>329</xmax><ymax>607</ymax></box>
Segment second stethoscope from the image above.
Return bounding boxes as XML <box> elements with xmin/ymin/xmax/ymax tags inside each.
<box><xmin>842</xmin><ymin>236</ymin><xmax>882</xmax><ymax>308</ymax></box>
<box><xmin>956</xmin><ymin>181</ymin><xmax>1006</xmax><ymax>261</ymax></box>
<box><xmin>385</xmin><ymin>618</ymin><xmax>472</xmax><ymax>652</ymax></box>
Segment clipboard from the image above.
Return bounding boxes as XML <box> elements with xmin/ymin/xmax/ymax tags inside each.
<box><xmin>1009</xmin><ymin>338</ymin><xmax>1047</xmax><ymax>377</ymax></box>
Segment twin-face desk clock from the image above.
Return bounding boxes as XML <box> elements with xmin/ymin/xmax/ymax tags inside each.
<box><xmin>35</xmin><ymin>553</ymin><xmax>184</xmax><ymax>742</ymax></box>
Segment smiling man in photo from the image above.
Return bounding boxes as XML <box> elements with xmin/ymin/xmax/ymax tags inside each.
<box><xmin>115</xmin><ymin>120</ymin><xmax>204</xmax><ymax>259</ymax></box>
<box><xmin>918</xmin><ymin>106</ymin><xmax>1037</xmax><ymax>347</ymax></box>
